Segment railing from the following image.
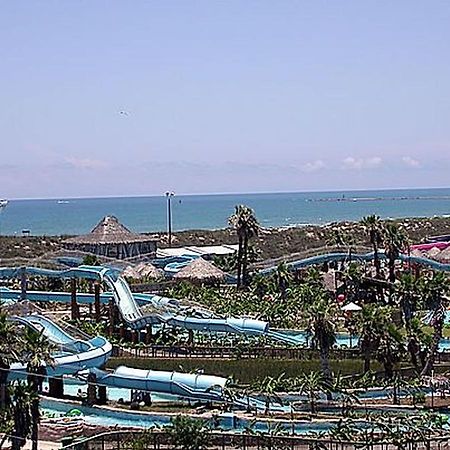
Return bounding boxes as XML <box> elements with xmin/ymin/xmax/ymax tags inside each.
<box><xmin>112</xmin><ymin>345</ymin><xmax>361</xmax><ymax>360</ymax></box>
<box><xmin>61</xmin><ymin>429</ymin><xmax>450</xmax><ymax>450</ymax></box>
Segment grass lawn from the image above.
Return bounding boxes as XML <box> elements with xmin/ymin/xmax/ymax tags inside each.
<box><xmin>106</xmin><ymin>357</ymin><xmax>381</xmax><ymax>384</ymax></box>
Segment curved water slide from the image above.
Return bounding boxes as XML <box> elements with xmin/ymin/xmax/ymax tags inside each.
<box><xmin>1</xmin><ymin>252</ymin><xmax>449</xmax><ymax>341</ymax></box>
<box><xmin>258</xmin><ymin>250</ymin><xmax>450</xmax><ymax>276</ymax></box>
<box><xmin>7</xmin><ymin>314</ymin><xmax>112</xmax><ymax>379</ymax></box>
<box><xmin>9</xmin><ymin>314</ymin><xmax>271</xmax><ymax>408</ymax></box>
<box><xmin>0</xmin><ymin>265</ymin><xmax>270</xmax><ymax>337</ymax></box>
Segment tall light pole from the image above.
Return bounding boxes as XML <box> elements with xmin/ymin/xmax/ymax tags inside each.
<box><xmin>165</xmin><ymin>191</ymin><xmax>175</xmax><ymax>247</ymax></box>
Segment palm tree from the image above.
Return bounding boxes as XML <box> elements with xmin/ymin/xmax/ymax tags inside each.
<box><xmin>330</xmin><ymin>373</ymin><xmax>359</xmax><ymax>417</ymax></box>
<box><xmin>357</xmin><ymin>304</ymin><xmax>395</xmax><ymax>374</ymax></box>
<box><xmin>360</xmin><ymin>215</ymin><xmax>383</xmax><ymax>279</ymax></box>
<box><xmin>273</xmin><ymin>262</ymin><xmax>292</xmax><ymax>299</ymax></box>
<box><xmin>394</xmin><ymin>272</ymin><xmax>420</xmax><ymax>329</ymax></box>
<box><xmin>228</xmin><ymin>205</ymin><xmax>260</xmax><ymax>287</ymax></box>
<box><xmin>21</xmin><ymin>328</ymin><xmax>55</xmax><ymax>450</ymax></box>
<box><xmin>9</xmin><ymin>381</ymin><xmax>35</xmax><ymax>450</ymax></box>
<box><xmin>326</xmin><ymin>229</ymin><xmax>355</xmax><ymax>264</ymax></box>
<box><xmin>383</xmin><ymin>223</ymin><xmax>409</xmax><ymax>283</ymax></box>
<box><xmin>0</xmin><ymin>311</ymin><xmax>19</xmax><ymax>409</ymax></box>
<box><xmin>305</xmin><ymin>289</ymin><xmax>337</xmax><ymax>393</ymax></box>
<box><xmin>293</xmin><ymin>371</ymin><xmax>331</xmax><ymax>415</ymax></box>
<box><xmin>405</xmin><ymin>317</ymin><xmax>429</xmax><ymax>371</ymax></box>
<box><xmin>251</xmin><ymin>374</ymin><xmax>285</xmax><ymax>414</ymax></box>
<box><xmin>376</xmin><ymin>323</ymin><xmax>404</xmax><ymax>379</ymax></box>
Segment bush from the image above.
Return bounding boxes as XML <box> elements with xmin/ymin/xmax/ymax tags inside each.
<box><xmin>107</xmin><ymin>357</ymin><xmax>379</xmax><ymax>384</ymax></box>
<box><xmin>168</xmin><ymin>416</ymin><xmax>210</xmax><ymax>450</ymax></box>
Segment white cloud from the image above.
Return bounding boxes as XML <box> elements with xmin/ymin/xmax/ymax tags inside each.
<box><xmin>402</xmin><ymin>156</ymin><xmax>421</xmax><ymax>168</ymax></box>
<box><xmin>301</xmin><ymin>160</ymin><xmax>325</xmax><ymax>172</ymax></box>
<box><xmin>65</xmin><ymin>157</ymin><xmax>108</xmax><ymax>170</ymax></box>
<box><xmin>342</xmin><ymin>156</ymin><xmax>383</xmax><ymax>170</ymax></box>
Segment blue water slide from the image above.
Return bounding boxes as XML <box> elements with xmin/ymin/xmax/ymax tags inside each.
<box><xmin>258</xmin><ymin>251</ymin><xmax>450</xmax><ymax>275</ymax></box>
<box><xmin>7</xmin><ymin>314</ymin><xmax>112</xmax><ymax>379</ymax></box>
<box><xmin>83</xmin><ymin>366</ymin><xmax>283</xmax><ymax>411</ymax></box>
<box><xmin>102</xmin><ymin>271</ymin><xmax>270</xmax><ymax>334</ymax></box>
<box><xmin>9</xmin><ymin>315</ymin><xmax>262</xmax><ymax>407</ymax></box>
<box><xmin>12</xmin><ymin>314</ymin><xmax>78</xmax><ymax>345</ymax></box>
<box><xmin>0</xmin><ymin>265</ymin><xmax>270</xmax><ymax>337</ymax></box>
<box><xmin>88</xmin><ymin>366</ymin><xmax>227</xmax><ymax>402</ymax></box>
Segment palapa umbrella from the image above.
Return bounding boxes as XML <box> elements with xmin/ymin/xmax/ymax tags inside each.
<box><xmin>427</xmin><ymin>246</ymin><xmax>442</xmax><ymax>259</ymax></box>
<box><xmin>437</xmin><ymin>247</ymin><xmax>450</xmax><ymax>263</ymax></box>
<box><xmin>122</xmin><ymin>265</ymin><xmax>142</xmax><ymax>280</ymax></box>
<box><xmin>410</xmin><ymin>248</ymin><xmax>424</xmax><ymax>258</ymax></box>
<box><xmin>173</xmin><ymin>258</ymin><xmax>226</xmax><ymax>283</ymax></box>
<box><xmin>135</xmin><ymin>262</ymin><xmax>164</xmax><ymax>280</ymax></box>
<box><xmin>341</xmin><ymin>302</ymin><xmax>362</xmax><ymax>312</ymax></box>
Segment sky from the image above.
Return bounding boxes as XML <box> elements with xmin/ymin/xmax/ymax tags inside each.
<box><xmin>1</xmin><ymin>1</ymin><xmax>450</xmax><ymax>199</ymax></box>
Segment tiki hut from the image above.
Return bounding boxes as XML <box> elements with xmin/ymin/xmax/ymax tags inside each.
<box><xmin>63</xmin><ymin>216</ymin><xmax>157</xmax><ymax>259</ymax></box>
<box><xmin>173</xmin><ymin>258</ymin><xmax>226</xmax><ymax>284</ymax></box>
<box><xmin>122</xmin><ymin>266</ymin><xmax>142</xmax><ymax>280</ymax></box>
<box><xmin>437</xmin><ymin>247</ymin><xmax>450</xmax><ymax>263</ymax></box>
<box><xmin>410</xmin><ymin>248</ymin><xmax>425</xmax><ymax>258</ymax></box>
<box><xmin>427</xmin><ymin>246</ymin><xmax>442</xmax><ymax>259</ymax></box>
<box><xmin>135</xmin><ymin>262</ymin><xmax>164</xmax><ymax>280</ymax></box>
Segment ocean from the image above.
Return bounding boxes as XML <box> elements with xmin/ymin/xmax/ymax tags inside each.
<box><xmin>1</xmin><ymin>188</ymin><xmax>450</xmax><ymax>236</ymax></box>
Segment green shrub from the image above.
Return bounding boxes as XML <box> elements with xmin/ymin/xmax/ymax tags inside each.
<box><xmin>107</xmin><ymin>357</ymin><xmax>379</xmax><ymax>384</ymax></box>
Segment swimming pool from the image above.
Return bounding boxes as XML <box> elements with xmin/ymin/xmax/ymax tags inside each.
<box><xmin>40</xmin><ymin>397</ymin><xmax>343</xmax><ymax>434</ymax></box>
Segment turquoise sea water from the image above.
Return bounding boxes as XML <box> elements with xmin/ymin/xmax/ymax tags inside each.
<box><xmin>1</xmin><ymin>188</ymin><xmax>450</xmax><ymax>236</ymax></box>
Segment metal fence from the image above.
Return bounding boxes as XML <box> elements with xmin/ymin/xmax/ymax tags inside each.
<box><xmin>112</xmin><ymin>345</ymin><xmax>361</xmax><ymax>360</ymax></box>
<box><xmin>62</xmin><ymin>430</ymin><xmax>450</xmax><ymax>450</ymax></box>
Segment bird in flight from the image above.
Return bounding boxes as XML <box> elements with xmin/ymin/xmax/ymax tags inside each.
<box><xmin>119</xmin><ymin>111</ymin><xmax>129</xmax><ymax>116</ymax></box>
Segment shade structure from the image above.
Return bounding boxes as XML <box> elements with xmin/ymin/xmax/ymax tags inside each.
<box><xmin>410</xmin><ymin>248</ymin><xmax>424</xmax><ymax>258</ymax></box>
<box><xmin>437</xmin><ymin>247</ymin><xmax>450</xmax><ymax>263</ymax></box>
<box><xmin>122</xmin><ymin>266</ymin><xmax>142</xmax><ymax>280</ymax></box>
<box><xmin>135</xmin><ymin>262</ymin><xmax>164</xmax><ymax>280</ymax></box>
<box><xmin>173</xmin><ymin>258</ymin><xmax>226</xmax><ymax>284</ymax></box>
<box><xmin>63</xmin><ymin>216</ymin><xmax>157</xmax><ymax>259</ymax></box>
<box><xmin>427</xmin><ymin>246</ymin><xmax>442</xmax><ymax>259</ymax></box>
<box><xmin>341</xmin><ymin>302</ymin><xmax>362</xmax><ymax>312</ymax></box>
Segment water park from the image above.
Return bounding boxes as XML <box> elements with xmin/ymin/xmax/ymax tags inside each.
<box><xmin>1</xmin><ymin>210</ymin><xmax>450</xmax><ymax>450</ymax></box>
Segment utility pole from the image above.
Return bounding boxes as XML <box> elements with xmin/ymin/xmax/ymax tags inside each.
<box><xmin>165</xmin><ymin>191</ymin><xmax>175</xmax><ymax>247</ymax></box>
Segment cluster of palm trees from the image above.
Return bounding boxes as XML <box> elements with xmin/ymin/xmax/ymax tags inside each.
<box><xmin>0</xmin><ymin>309</ymin><xmax>54</xmax><ymax>450</ymax></box>
<box><xmin>359</xmin><ymin>215</ymin><xmax>410</xmax><ymax>282</ymax></box>
<box><xmin>171</xmin><ymin>210</ymin><xmax>450</xmax><ymax>392</ymax></box>
<box><xmin>228</xmin><ymin>205</ymin><xmax>260</xmax><ymax>288</ymax></box>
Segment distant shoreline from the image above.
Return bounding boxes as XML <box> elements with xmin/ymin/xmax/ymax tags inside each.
<box><xmin>0</xmin><ymin>188</ymin><xmax>449</xmax><ymax>236</ymax></box>
<box><xmin>3</xmin><ymin>185</ymin><xmax>450</xmax><ymax>202</ymax></box>
<box><xmin>1</xmin><ymin>215</ymin><xmax>450</xmax><ymax>263</ymax></box>
<box><xmin>308</xmin><ymin>195</ymin><xmax>450</xmax><ymax>203</ymax></box>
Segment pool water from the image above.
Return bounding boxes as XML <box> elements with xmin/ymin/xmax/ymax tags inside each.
<box><xmin>40</xmin><ymin>397</ymin><xmax>342</xmax><ymax>434</ymax></box>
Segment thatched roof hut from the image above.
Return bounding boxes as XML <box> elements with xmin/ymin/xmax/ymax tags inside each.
<box><xmin>135</xmin><ymin>262</ymin><xmax>164</xmax><ymax>280</ymax></box>
<box><xmin>427</xmin><ymin>246</ymin><xmax>442</xmax><ymax>259</ymax></box>
<box><xmin>173</xmin><ymin>258</ymin><xmax>226</xmax><ymax>284</ymax></box>
<box><xmin>410</xmin><ymin>248</ymin><xmax>424</xmax><ymax>258</ymax></box>
<box><xmin>122</xmin><ymin>266</ymin><xmax>142</xmax><ymax>280</ymax></box>
<box><xmin>437</xmin><ymin>247</ymin><xmax>450</xmax><ymax>263</ymax></box>
<box><xmin>63</xmin><ymin>216</ymin><xmax>157</xmax><ymax>259</ymax></box>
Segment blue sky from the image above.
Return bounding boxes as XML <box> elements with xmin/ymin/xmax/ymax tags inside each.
<box><xmin>1</xmin><ymin>1</ymin><xmax>450</xmax><ymax>199</ymax></box>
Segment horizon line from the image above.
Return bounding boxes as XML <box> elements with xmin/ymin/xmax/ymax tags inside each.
<box><xmin>4</xmin><ymin>185</ymin><xmax>450</xmax><ymax>202</ymax></box>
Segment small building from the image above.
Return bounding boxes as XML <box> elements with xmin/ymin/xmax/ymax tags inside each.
<box><xmin>63</xmin><ymin>216</ymin><xmax>157</xmax><ymax>259</ymax></box>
